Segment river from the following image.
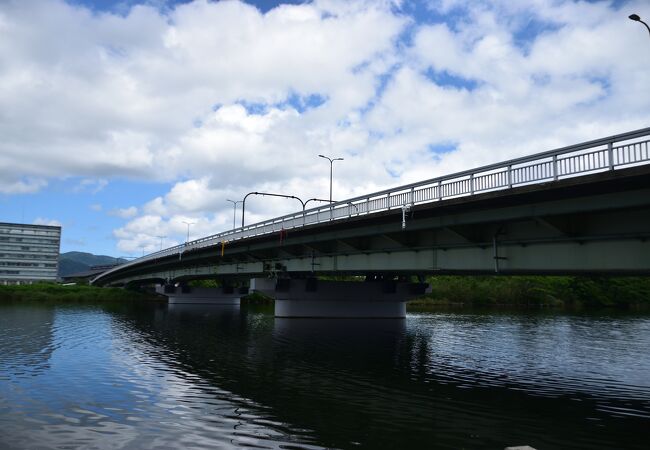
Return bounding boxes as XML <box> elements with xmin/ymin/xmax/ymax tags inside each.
<box><xmin>1</xmin><ymin>301</ymin><xmax>649</xmax><ymax>449</ymax></box>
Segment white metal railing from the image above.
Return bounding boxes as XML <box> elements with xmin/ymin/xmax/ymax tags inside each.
<box><xmin>93</xmin><ymin>127</ymin><xmax>650</xmax><ymax>283</ymax></box>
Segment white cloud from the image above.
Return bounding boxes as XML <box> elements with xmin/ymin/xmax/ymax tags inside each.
<box><xmin>164</xmin><ymin>178</ymin><xmax>222</xmax><ymax>213</ymax></box>
<box><xmin>33</xmin><ymin>217</ymin><xmax>62</xmax><ymax>227</ymax></box>
<box><xmin>90</xmin><ymin>203</ymin><xmax>102</xmax><ymax>211</ymax></box>
<box><xmin>112</xmin><ymin>211</ymin><xmax>232</xmax><ymax>254</ymax></box>
<box><xmin>73</xmin><ymin>178</ymin><xmax>109</xmax><ymax>194</ymax></box>
<box><xmin>364</xmin><ymin>0</ymin><xmax>650</xmax><ymax>182</ymax></box>
<box><xmin>0</xmin><ymin>177</ymin><xmax>47</xmax><ymax>194</ymax></box>
<box><xmin>1</xmin><ymin>0</ymin><xmax>649</xmax><ymax>254</ymax></box>
<box><xmin>142</xmin><ymin>197</ymin><xmax>167</xmax><ymax>216</ymax></box>
<box><xmin>0</xmin><ymin>0</ymin><xmax>404</xmax><ymax>187</ymax></box>
<box><xmin>109</xmin><ymin>206</ymin><xmax>138</xmax><ymax>219</ymax></box>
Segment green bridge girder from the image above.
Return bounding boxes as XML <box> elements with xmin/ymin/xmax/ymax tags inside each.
<box><xmin>93</xmin><ymin>165</ymin><xmax>650</xmax><ymax>287</ymax></box>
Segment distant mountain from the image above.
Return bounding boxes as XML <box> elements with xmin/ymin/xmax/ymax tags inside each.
<box><xmin>58</xmin><ymin>252</ymin><xmax>127</xmax><ymax>278</ymax></box>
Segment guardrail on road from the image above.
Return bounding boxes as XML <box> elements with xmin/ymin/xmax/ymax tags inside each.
<box><xmin>94</xmin><ymin>127</ymin><xmax>650</xmax><ymax>282</ymax></box>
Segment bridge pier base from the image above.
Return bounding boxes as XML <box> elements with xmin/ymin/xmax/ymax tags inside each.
<box><xmin>250</xmin><ymin>278</ymin><xmax>426</xmax><ymax>318</ymax></box>
<box><xmin>156</xmin><ymin>285</ymin><xmax>242</xmax><ymax>305</ymax></box>
<box><xmin>275</xmin><ymin>299</ymin><xmax>405</xmax><ymax>319</ymax></box>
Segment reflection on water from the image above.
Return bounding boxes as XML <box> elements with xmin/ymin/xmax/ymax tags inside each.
<box><xmin>1</xmin><ymin>302</ymin><xmax>649</xmax><ymax>449</ymax></box>
<box><xmin>0</xmin><ymin>306</ymin><xmax>56</xmax><ymax>376</ymax></box>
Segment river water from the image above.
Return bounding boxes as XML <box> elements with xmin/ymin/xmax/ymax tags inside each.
<box><xmin>1</xmin><ymin>301</ymin><xmax>649</xmax><ymax>449</ymax></box>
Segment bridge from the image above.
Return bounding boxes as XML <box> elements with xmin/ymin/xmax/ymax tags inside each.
<box><xmin>92</xmin><ymin>127</ymin><xmax>650</xmax><ymax>317</ymax></box>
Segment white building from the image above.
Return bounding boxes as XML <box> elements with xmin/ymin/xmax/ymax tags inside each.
<box><xmin>0</xmin><ymin>222</ymin><xmax>61</xmax><ymax>284</ymax></box>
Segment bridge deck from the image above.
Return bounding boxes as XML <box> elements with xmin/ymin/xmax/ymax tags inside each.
<box><xmin>93</xmin><ymin>163</ymin><xmax>650</xmax><ymax>286</ymax></box>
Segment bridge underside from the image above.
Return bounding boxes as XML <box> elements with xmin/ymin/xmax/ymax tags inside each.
<box><xmin>97</xmin><ymin>166</ymin><xmax>650</xmax><ymax>289</ymax></box>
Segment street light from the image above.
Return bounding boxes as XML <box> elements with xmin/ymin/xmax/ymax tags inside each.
<box><xmin>182</xmin><ymin>221</ymin><xmax>195</xmax><ymax>242</ymax></box>
<box><xmin>304</xmin><ymin>198</ymin><xmax>335</xmax><ymax>209</ymax></box>
<box><xmin>155</xmin><ymin>235</ymin><xmax>167</xmax><ymax>251</ymax></box>
<box><xmin>318</xmin><ymin>154</ymin><xmax>344</xmax><ymax>206</ymax></box>
<box><xmin>241</xmin><ymin>191</ymin><xmax>304</xmax><ymax>228</ymax></box>
<box><xmin>629</xmin><ymin>14</ymin><xmax>650</xmax><ymax>36</ymax></box>
<box><xmin>239</xmin><ymin>192</ymin><xmax>335</xmax><ymax>227</ymax></box>
<box><xmin>226</xmin><ymin>199</ymin><xmax>242</xmax><ymax>230</ymax></box>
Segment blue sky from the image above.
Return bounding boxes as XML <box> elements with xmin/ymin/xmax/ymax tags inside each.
<box><xmin>73</xmin><ymin>0</ymin><xmax>306</xmax><ymax>14</ymax></box>
<box><xmin>0</xmin><ymin>0</ymin><xmax>648</xmax><ymax>257</ymax></box>
<box><xmin>0</xmin><ymin>178</ymin><xmax>169</xmax><ymax>256</ymax></box>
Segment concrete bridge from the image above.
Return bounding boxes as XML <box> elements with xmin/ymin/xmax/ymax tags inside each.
<box><xmin>92</xmin><ymin>127</ymin><xmax>650</xmax><ymax>317</ymax></box>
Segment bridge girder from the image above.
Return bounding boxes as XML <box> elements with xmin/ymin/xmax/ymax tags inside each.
<box><xmin>95</xmin><ymin>166</ymin><xmax>650</xmax><ymax>286</ymax></box>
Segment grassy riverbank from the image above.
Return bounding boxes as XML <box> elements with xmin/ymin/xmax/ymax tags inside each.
<box><xmin>0</xmin><ymin>283</ymin><xmax>162</xmax><ymax>303</ymax></box>
<box><xmin>410</xmin><ymin>276</ymin><xmax>650</xmax><ymax>309</ymax></box>
<box><xmin>241</xmin><ymin>291</ymin><xmax>275</xmax><ymax>304</ymax></box>
<box><xmin>2</xmin><ymin>276</ymin><xmax>648</xmax><ymax>309</ymax></box>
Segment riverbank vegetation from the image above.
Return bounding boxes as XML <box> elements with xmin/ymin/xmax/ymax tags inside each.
<box><xmin>2</xmin><ymin>276</ymin><xmax>648</xmax><ymax>309</ymax></box>
<box><xmin>241</xmin><ymin>291</ymin><xmax>274</xmax><ymax>304</ymax></box>
<box><xmin>410</xmin><ymin>276</ymin><xmax>650</xmax><ymax>309</ymax></box>
<box><xmin>0</xmin><ymin>283</ymin><xmax>162</xmax><ymax>303</ymax></box>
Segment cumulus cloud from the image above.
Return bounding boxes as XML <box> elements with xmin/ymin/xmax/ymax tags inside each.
<box><xmin>0</xmin><ymin>0</ymin><xmax>404</xmax><ymax>185</ymax></box>
<box><xmin>0</xmin><ymin>177</ymin><xmax>48</xmax><ymax>194</ymax></box>
<box><xmin>109</xmin><ymin>206</ymin><xmax>139</xmax><ymax>219</ymax></box>
<box><xmin>112</xmin><ymin>212</ymin><xmax>231</xmax><ymax>254</ymax></box>
<box><xmin>365</xmin><ymin>0</ymin><xmax>650</xmax><ymax>182</ymax></box>
<box><xmin>33</xmin><ymin>218</ymin><xmax>62</xmax><ymax>227</ymax></box>
<box><xmin>1</xmin><ymin>0</ymin><xmax>648</xmax><ymax>254</ymax></box>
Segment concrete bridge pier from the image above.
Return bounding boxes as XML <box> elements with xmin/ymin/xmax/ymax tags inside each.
<box><xmin>156</xmin><ymin>284</ymin><xmax>244</xmax><ymax>305</ymax></box>
<box><xmin>250</xmin><ymin>278</ymin><xmax>427</xmax><ymax>318</ymax></box>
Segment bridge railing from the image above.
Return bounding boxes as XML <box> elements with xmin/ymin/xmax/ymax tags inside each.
<box><xmin>93</xmin><ymin>127</ymin><xmax>650</xmax><ymax>283</ymax></box>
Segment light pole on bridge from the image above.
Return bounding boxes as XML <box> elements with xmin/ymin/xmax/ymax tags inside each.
<box><xmin>318</xmin><ymin>154</ymin><xmax>344</xmax><ymax>205</ymax></box>
<box><xmin>304</xmin><ymin>197</ymin><xmax>335</xmax><ymax>209</ymax></box>
<box><xmin>241</xmin><ymin>192</ymin><xmax>303</xmax><ymax>228</ymax></box>
<box><xmin>155</xmin><ymin>235</ymin><xmax>166</xmax><ymax>251</ymax></box>
<box><xmin>240</xmin><ymin>192</ymin><xmax>333</xmax><ymax>227</ymax></box>
<box><xmin>182</xmin><ymin>221</ymin><xmax>195</xmax><ymax>243</ymax></box>
<box><xmin>226</xmin><ymin>199</ymin><xmax>242</xmax><ymax>230</ymax></box>
<box><xmin>629</xmin><ymin>14</ymin><xmax>650</xmax><ymax>37</ymax></box>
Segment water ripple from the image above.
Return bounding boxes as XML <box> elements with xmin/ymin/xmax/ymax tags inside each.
<box><xmin>1</xmin><ymin>304</ymin><xmax>649</xmax><ymax>449</ymax></box>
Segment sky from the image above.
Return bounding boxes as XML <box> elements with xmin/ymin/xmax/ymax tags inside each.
<box><xmin>0</xmin><ymin>0</ymin><xmax>648</xmax><ymax>257</ymax></box>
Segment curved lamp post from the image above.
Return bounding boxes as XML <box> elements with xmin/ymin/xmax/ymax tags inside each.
<box><xmin>241</xmin><ymin>192</ymin><xmax>303</xmax><ymax>228</ymax></box>
<box><xmin>304</xmin><ymin>198</ymin><xmax>334</xmax><ymax>209</ymax></box>
<box><xmin>629</xmin><ymin>14</ymin><xmax>650</xmax><ymax>36</ymax></box>
<box><xmin>240</xmin><ymin>193</ymin><xmax>334</xmax><ymax>227</ymax></box>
